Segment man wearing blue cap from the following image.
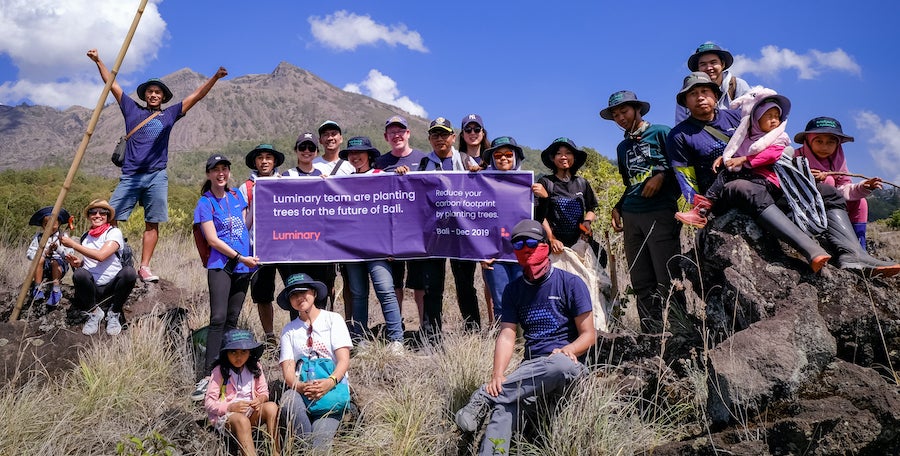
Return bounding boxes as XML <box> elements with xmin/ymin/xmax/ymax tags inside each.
<box><xmin>87</xmin><ymin>48</ymin><xmax>228</xmax><ymax>283</ymax></box>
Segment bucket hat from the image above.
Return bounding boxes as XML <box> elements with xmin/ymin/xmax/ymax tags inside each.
<box><xmin>793</xmin><ymin>116</ymin><xmax>855</xmax><ymax>144</ymax></box>
<box><xmin>245</xmin><ymin>143</ymin><xmax>285</xmax><ymax>170</ymax></box>
<box><xmin>136</xmin><ymin>78</ymin><xmax>173</xmax><ymax>103</ymax></box>
<box><xmin>541</xmin><ymin>137</ymin><xmax>587</xmax><ymax>174</ymax></box>
<box><xmin>687</xmin><ymin>42</ymin><xmax>734</xmax><ymax>71</ymax></box>
<box><xmin>676</xmin><ymin>72</ymin><xmax>723</xmax><ymax>107</ymax></box>
<box><xmin>338</xmin><ymin>136</ymin><xmax>382</xmax><ymax>161</ymax></box>
<box><xmin>205</xmin><ymin>153</ymin><xmax>231</xmax><ymax>172</ymax></box>
<box><xmin>482</xmin><ymin>136</ymin><xmax>525</xmax><ymax>169</ymax></box>
<box><xmin>276</xmin><ymin>273</ymin><xmax>328</xmax><ymax>310</ymax></box>
<box><xmin>219</xmin><ymin>329</ymin><xmax>264</xmax><ymax>360</ymax></box>
<box><xmin>29</xmin><ymin>206</ymin><xmax>72</xmax><ymax>227</ymax></box>
<box><xmin>599</xmin><ymin>90</ymin><xmax>651</xmax><ymax>120</ymax></box>
<box><xmin>83</xmin><ymin>199</ymin><xmax>115</xmax><ymax>220</ymax></box>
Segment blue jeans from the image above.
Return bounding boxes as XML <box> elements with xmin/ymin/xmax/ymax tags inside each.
<box><xmin>483</xmin><ymin>262</ymin><xmax>523</xmax><ymax>321</ymax></box>
<box><xmin>346</xmin><ymin>260</ymin><xmax>403</xmax><ymax>342</ymax></box>
<box><xmin>109</xmin><ymin>169</ymin><xmax>169</xmax><ymax>222</ymax></box>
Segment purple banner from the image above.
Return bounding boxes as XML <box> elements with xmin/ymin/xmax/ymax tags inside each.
<box><xmin>253</xmin><ymin>171</ymin><xmax>533</xmax><ymax>263</ymax></box>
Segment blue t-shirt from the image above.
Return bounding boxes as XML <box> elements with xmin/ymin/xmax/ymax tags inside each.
<box><xmin>374</xmin><ymin>149</ymin><xmax>427</xmax><ymax>172</ymax></box>
<box><xmin>119</xmin><ymin>98</ymin><xmax>184</xmax><ymax>175</ymax></box>
<box><xmin>193</xmin><ymin>190</ymin><xmax>251</xmax><ymax>273</ymax></box>
<box><xmin>500</xmin><ymin>267</ymin><xmax>592</xmax><ymax>359</ymax></box>
<box><xmin>667</xmin><ymin>109</ymin><xmax>742</xmax><ymax>204</ymax></box>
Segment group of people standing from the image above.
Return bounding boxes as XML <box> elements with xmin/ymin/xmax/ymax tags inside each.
<box><xmin>39</xmin><ymin>42</ymin><xmax>898</xmax><ymax>454</ymax></box>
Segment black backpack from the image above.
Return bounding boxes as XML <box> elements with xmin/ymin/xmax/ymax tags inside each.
<box><xmin>80</xmin><ymin>229</ymin><xmax>134</xmax><ymax>269</ymax></box>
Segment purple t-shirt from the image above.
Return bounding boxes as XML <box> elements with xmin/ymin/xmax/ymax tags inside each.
<box><xmin>119</xmin><ymin>97</ymin><xmax>184</xmax><ymax>175</ymax></box>
<box><xmin>374</xmin><ymin>149</ymin><xmax>427</xmax><ymax>171</ymax></box>
<box><xmin>500</xmin><ymin>267</ymin><xmax>592</xmax><ymax>359</ymax></box>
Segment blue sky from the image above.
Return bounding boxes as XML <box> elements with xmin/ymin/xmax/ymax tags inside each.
<box><xmin>2</xmin><ymin>0</ymin><xmax>899</xmax><ymax>183</ymax></box>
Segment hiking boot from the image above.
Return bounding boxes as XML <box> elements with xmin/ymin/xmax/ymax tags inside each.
<box><xmin>82</xmin><ymin>307</ymin><xmax>105</xmax><ymax>336</ymax></box>
<box><xmin>675</xmin><ymin>195</ymin><xmax>713</xmax><ymax>228</ymax></box>
<box><xmin>138</xmin><ymin>266</ymin><xmax>159</xmax><ymax>283</ymax></box>
<box><xmin>48</xmin><ymin>288</ymin><xmax>62</xmax><ymax>307</ymax></box>
<box><xmin>32</xmin><ymin>288</ymin><xmax>45</xmax><ymax>301</ymax></box>
<box><xmin>191</xmin><ymin>376</ymin><xmax>210</xmax><ymax>402</ymax></box>
<box><xmin>455</xmin><ymin>389</ymin><xmax>490</xmax><ymax>433</ymax></box>
<box><xmin>106</xmin><ymin>311</ymin><xmax>123</xmax><ymax>336</ymax></box>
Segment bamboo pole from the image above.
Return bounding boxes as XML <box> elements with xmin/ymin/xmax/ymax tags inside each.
<box><xmin>10</xmin><ymin>0</ymin><xmax>151</xmax><ymax>322</ymax></box>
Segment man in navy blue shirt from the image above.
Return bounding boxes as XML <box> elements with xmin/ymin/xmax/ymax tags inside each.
<box><xmin>455</xmin><ymin>219</ymin><xmax>595</xmax><ymax>456</ymax></box>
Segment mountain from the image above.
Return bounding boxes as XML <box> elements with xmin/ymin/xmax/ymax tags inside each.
<box><xmin>0</xmin><ymin>62</ymin><xmax>432</xmax><ymax>180</ymax></box>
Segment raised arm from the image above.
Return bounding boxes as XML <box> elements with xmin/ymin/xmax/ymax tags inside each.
<box><xmin>182</xmin><ymin>67</ymin><xmax>228</xmax><ymax>114</ymax></box>
<box><xmin>86</xmin><ymin>49</ymin><xmax>123</xmax><ymax>103</ymax></box>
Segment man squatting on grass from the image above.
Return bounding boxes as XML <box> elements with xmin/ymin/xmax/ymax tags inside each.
<box><xmin>87</xmin><ymin>49</ymin><xmax>227</xmax><ymax>283</ymax></box>
<box><xmin>455</xmin><ymin>219</ymin><xmax>596</xmax><ymax>456</ymax></box>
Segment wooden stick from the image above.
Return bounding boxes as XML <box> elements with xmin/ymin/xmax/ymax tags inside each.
<box><xmin>821</xmin><ymin>171</ymin><xmax>900</xmax><ymax>190</ymax></box>
<box><xmin>10</xmin><ymin>0</ymin><xmax>151</xmax><ymax>322</ymax></box>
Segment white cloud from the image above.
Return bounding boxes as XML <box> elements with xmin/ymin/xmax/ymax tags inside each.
<box><xmin>855</xmin><ymin>111</ymin><xmax>900</xmax><ymax>183</ymax></box>
<box><xmin>0</xmin><ymin>0</ymin><xmax>168</xmax><ymax>108</ymax></box>
<box><xmin>731</xmin><ymin>45</ymin><xmax>861</xmax><ymax>80</ymax></box>
<box><xmin>308</xmin><ymin>11</ymin><xmax>427</xmax><ymax>52</ymax></box>
<box><xmin>343</xmin><ymin>69</ymin><xmax>427</xmax><ymax>118</ymax></box>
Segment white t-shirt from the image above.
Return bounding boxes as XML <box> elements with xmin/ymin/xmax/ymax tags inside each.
<box><xmin>313</xmin><ymin>156</ymin><xmax>354</xmax><ymax>176</ymax></box>
<box><xmin>81</xmin><ymin>226</ymin><xmax>125</xmax><ymax>285</ymax></box>
<box><xmin>280</xmin><ymin>310</ymin><xmax>353</xmax><ymax>383</ymax></box>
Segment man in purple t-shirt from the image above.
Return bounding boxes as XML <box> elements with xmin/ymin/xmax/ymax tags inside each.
<box><xmin>455</xmin><ymin>219</ymin><xmax>595</xmax><ymax>456</ymax></box>
<box><xmin>87</xmin><ymin>49</ymin><xmax>227</xmax><ymax>283</ymax></box>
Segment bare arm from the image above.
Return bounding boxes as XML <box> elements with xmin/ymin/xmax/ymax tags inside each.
<box><xmin>182</xmin><ymin>67</ymin><xmax>228</xmax><ymax>114</ymax></box>
<box><xmin>86</xmin><ymin>49</ymin><xmax>123</xmax><ymax>103</ymax></box>
<box><xmin>59</xmin><ymin>235</ymin><xmax>118</xmax><ymax>262</ymax></box>
<box><xmin>485</xmin><ymin>323</ymin><xmax>517</xmax><ymax>397</ymax></box>
<box><xmin>551</xmin><ymin>311</ymin><xmax>596</xmax><ymax>361</ymax></box>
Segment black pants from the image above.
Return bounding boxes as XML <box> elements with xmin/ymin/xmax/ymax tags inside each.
<box><xmin>718</xmin><ymin>178</ymin><xmax>846</xmax><ymax>218</ymax></box>
<box><xmin>72</xmin><ymin>266</ymin><xmax>137</xmax><ymax>314</ymax></box>
<box><xmin>449</xmin><ymin>259</ymin><xmax>480</xmax><ymax>330</ymax></box>
<box><xmin>622</xmin><ymin>209</ymin><xmax>681</xmax><ymax>333</ymax></box>
<box><xmin>205</xmin><ymin>269</ymin><xmax>250</xmax><ymax>373</ymax></box>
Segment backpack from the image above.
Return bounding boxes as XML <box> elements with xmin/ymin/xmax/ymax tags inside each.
<box><xmin>80</xmin><ymin>228</ymin><xmax>134</xmax><ymax>269</ymax></box>
<box><xmin>193</xmin><ymin>190</ymin><xmax>239</xmax><ymax>266</ymax></box>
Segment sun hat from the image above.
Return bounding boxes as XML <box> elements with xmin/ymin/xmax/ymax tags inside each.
<box><xmin>205</xmin><ymin>153</ymin><xmax>231</xmax><ymax>172</ymax></box>
<box><xmin>29</xmin><ymin>206</ymin><xmax>72</xmax><ymax>227</ymax></box>
<box><xmin>540</xmin><ymin>137</ymin><xmax>587</xmax><ymax>174</ymax></box>
<box><xmin>219</xmin><ymin>329</ymin><xmax>264</xmax><ymax>360</ymax></box>
<box><xmin>83</xmin><ymin>199</ymin><xmax>115</xmax><ymax>220</ymax></box>
<box><xmin>510</xmin><ymin>219</ymin><xmax>546</xmax><ymax>241</ymax></box>
<box><xmin>318</xmin><ymin>120</ymin><xmax>342</xmax><ymax>135</ymax></box>
<box><xmin>687</xmin><ymin>42</ymin><xmax>735</xmax><ymax>71</ymax></box>
<box><xmin>793</xmin><ymin>116</ymin><xmax>855</xmax><ymax>144</ymax></box>
<box><xmin>460</xmin><ymin>113</ymin><xmax>484</xmax><ymax>130</ymax></box>
<box><xmin>385</xmin><ymin>115</ymin><xmax>409</xmax><ymax>130</ymax></box>
<box><xmin>245</xmin><ymin>143</ymin><xmax>285</xmax><ymax>170</ymax></box>
<box><xmin>276</xmin><ymin>273</ymin><xmax>328</xmax><ymax>310</ymax></box>
<box><xmin>676</xmin><ymin>71</ymin><xmax>723</xmax><ymax>107</ymax></box>
<box><xmin>428</xmin><ymin>117</ymin><xmax>453</xmax><ymax>133</ymax></box>
<box><xmin>482</xmin><ymin>136</ymin><xmax>524</xmax><ymax>169</ymax></box>
<box><xmin>599</xmin><ymin>90</ymin><xmax>651</xmax><ymax>120</ymax></box>
<box><xmin>136</xmin><ymin>78</ymin><xmax>173</xmax><ymax>103</ymax></box>
<box><xmin>338</xmin><ymin>136</ymin><xmax>382</xmax><ymax>161</ymax></box>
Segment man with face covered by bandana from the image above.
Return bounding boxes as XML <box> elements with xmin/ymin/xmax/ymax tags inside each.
<box><xmin>454</xmin><ymin>219</ymin><xmax>596</xmax><ymax>456</ymax></box>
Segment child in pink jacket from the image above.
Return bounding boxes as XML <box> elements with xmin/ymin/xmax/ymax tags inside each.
<box><xmin>205</xmin><ymin>329</ymin><xmax>279</xmax><ymax>456</ymax></box>
<box><xmin>794</xmin><ymin>117</ymin><xmax>882</xmax><ymax>250</ymax></box>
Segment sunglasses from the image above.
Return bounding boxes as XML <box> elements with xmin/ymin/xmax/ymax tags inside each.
<box><xmin>512</xmin><ymin>238</ymin><xmax>541</xmax><ymax>250</ymax></box>
<box><xmin>464</xmin><ymin>127</ymin><xmax>483</xmax><ymax>134</ymax></box>
<box><xmin>493</xmin><ymin>151</ymin><xmax>514</xmax><ymax>159</ymax></box>
<box><xmin>306</xmin><ymin>323</ymin><xmax>313</xmax><ymax>348</ymax></box>
<box><xmin>88</xmin><ymin>208</ymin><xmax>110</xmax><ymax>216</ymax></box>
<box><xmin>296</xmin><ymin>144</ymin><xmax>317</xmax><ymax>153</ymax></box>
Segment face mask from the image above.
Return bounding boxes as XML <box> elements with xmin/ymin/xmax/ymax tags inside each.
<box><xmin>514</xmin><ymin>242</ymin><xmax>551</xmax><ymax>281</ymax></box>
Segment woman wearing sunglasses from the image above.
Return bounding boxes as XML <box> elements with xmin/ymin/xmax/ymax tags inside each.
<box><xmin>277</xmin><ymin>273</ymin><xmax>352</xmax><ymax>449</ymax></box>
<box><xmin>61</xmin><ymin>199</ymin><xmax>137</xmax><ymax>336</ymax></box>
<box><xmin>478</xmin><ymin>136</ymin><xmax>525</xmax><ymax>322</ymax></box>
<box><xmin>458</xmin><ymin>113</ymin><xmax>490</xmax><ymax>169</ymax></box>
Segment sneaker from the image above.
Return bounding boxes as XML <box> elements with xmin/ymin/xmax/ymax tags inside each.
<box><xmin>48</xmin><ymin>288</ymin><xmax>62</xmax><ymax>307</ymax></box>
<box><xmin>82</xmin><ymin>307</ymin><xmax>105</xmax><ymax>336</ymax></box>
<box><xmin>138</xmin><ymin>266</ymin><xmax>159</xmax><ymax>283</ymax></box>
<box><xmin>455</xmin><ymin>389</ymin><xmax>490</xmax><ymax>433</ymax></box>
<box><xmin>387</xmin><ymin>340</ymin><xmax>405</xmax><ymax>355</ymax></box>
<box><xmin>191</xmin><ymin>376</ymin><xmax>210</xmax><ymax>402</ymax></box>
<box><xmin>33</xmin><ymin>288</ymin><xmax>45</xmax><ymax>301</ymax></box>
<box><xmin>106</xmin><ymin>311</ymin><xmax>123</xmax><ymax>336</ymax></box>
